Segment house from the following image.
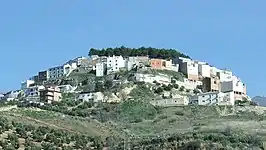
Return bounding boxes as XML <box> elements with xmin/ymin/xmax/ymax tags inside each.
<box><xmin>78</xmin><ymin>92</ymin><xmax>104</xmax><ymax>102</ymax></box>
<box><xmin>66</xmin><ymin>56</ymin><xmax>88</xmax><ymax>67</ymax></box>
<box><xmin>202</xmin><ymin>76</ymin><xmax>220</xmax><ymax>92</ymax></box>
<box><xmin>48</xmin><ymin>62</ymin><xmax>77</xmax><ymax>80</ymax></box>
<box><xmin>150</xmin><ymin>59</ymin><xmax>164</xmax><ymax>70</ymax></box>
<box><xmin>126</xmin><ymin>56</ymin><xmax>149</xmax><ymax>71</ymax></box>
<box><xmin>106</xmin><ymin>55</ymin><xmax>125</xmax><ymax>74</ymax></box>
<box><xmin>96</xmin><ymin>62</ymin><xmax>106</xmax><ymax>77</ymax></box>
<box><xmin>4</xmin><ymin>90</ymin><xmax>21</xmax><ymax>101</ymax></box>
<box><xmin>150</xmin><ymin>97</ymin><xmax>189</xmax><ymax>106</ymax></box>
<box><xmin>189</xmin><ymin>91</ymin><xmax>234</xmax><ymax>106</ymax></box>
<box><xmin>179</xmin><ymin>59</ymin><xmax>199</xmax><ymax>81</ymax></box>
<box><xmin>198</xmin><ymin>63</ymin><xmax>211</xmax><ymax>78</ymax></box>
<box><xmin>176</xmin><ymin>79</ymin><xmax>202</xmax><ymax>90</ymax></box>
<box><xmin>217</xmin><ymin>70</ymin><xmax>233</xmax><ymax>82</ymax></box>
<box><xmin>25</xmin><ymin>85</ymin><xmax>45</xmax><ymax>97</ymax></box>
<box><xmin>38</xmin><ymin>71</ymin><xmax>49</xmax><ymax>82</ymax></box>
<box><xmin>210</xmin><ymin>66</ymin><xmax>222</xmax><ymax>76</ymax></box>
<box><xmin>21</xmin><ymin>80</ymin><xmax>35</xmax><ymax>90</ymax></box>
<box><xmin>39</xmin><ymin>86</ymin><xmax>62</xmax><ymax>104</ymax></box>
<box><xmin>57</xmin><ymin>85</ymin><xmax>77</xmax><ymax>93</ymax></box>
<box><xmin>135</xmin><ymin>73</ymin><xmax>171</xmax><ymax>85</ymax></box>
<box><xmin>220</xmin><ymin>76</ymin><xmax>247</xmax><ymax>101</ymax></box>
<box><xmin>29</xmin><ymin>75</ymin><xmax>39</xmax><ymax>82</ymax></box>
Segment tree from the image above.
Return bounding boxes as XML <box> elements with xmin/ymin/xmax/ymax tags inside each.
<box><xmin>104</xmin><ymin>80</ymin><xmax>113</xmax><ymax>89</ymax></box>
<box><xmin>88</xmin><ymin>46</ymin><xmax>190</xmax><ymax>59</ymax></box>
<box><xmin>179</xmin><ymin>86</ymin><xmax>185</xmax><ymax>92</ymax></box>
<box><xmin>155</xmin><ymin>87</ymin><xmax>164</xmax><ymax>94</ymax></box>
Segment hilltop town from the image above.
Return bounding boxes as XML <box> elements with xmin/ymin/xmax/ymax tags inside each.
<box><xmin>0</xmin><ymin>47</ymin><xmax>262</xmax><ymax>149</ymax></box>
<box><xmin>1</xmin><ymin>46</ymin><xmax>251</xmax><ymax>106</ymax></box>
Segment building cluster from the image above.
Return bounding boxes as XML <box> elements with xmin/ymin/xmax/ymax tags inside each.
<box><xmin>1</xmin><ymin>53</ymin><xmax>249</xmax><ymax>106</ymax></box>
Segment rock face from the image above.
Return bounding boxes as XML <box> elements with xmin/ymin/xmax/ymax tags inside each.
<box><xmin>252</xmin><ymin>96</ymin><xmax>266</xmax><ymax>106</ymax></box>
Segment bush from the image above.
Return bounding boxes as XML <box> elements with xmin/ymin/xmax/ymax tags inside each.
<box><xmin>173</xmin><ymin>84</ymin><xmax>179</xmax><ymax>89</ymax></box>
<box><xmin>179</xmin><ymin>86</ymin><xmax>185</xmax><ymax>92</ymax></box>
<box><xmin>155</xmin><ymin>87</ymin><xmax>164</xmax><ymax>94</ymax></box>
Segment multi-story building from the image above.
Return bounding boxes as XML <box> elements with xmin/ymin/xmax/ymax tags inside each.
<box><xmin>38</xmin><ymin>71</ymin><xmax>48</xmax><ymax>82</ymax></box>
<box><xmin>217</xmin><ymin>70</ymin><xmax>233</xmax><ymax>82</ymax></box>
<box><xmin>179</xmin><ymin>60</ymin><xmax>199</xmax><ymax>81</ymax></box>
<box><xmin>106</xmin><ymin>55</ymin><xmax>125</xmax><ymax>74</ymax></box>
<box><xmin>189</xmin><ymin>91</ymin><xmax>234</xmax><ymax>106</ymax></box>
<box><xmin>150</xmin><ymin>59</ymin><xmax>164</xmax><ymax>70</ymax></box>
<box><xmin>198</xmin><ymin>63</ymin><xmax>211</xmax><ymax>78</ymax></box>
<box><xmin>39</xmin><ymin>86</ymin><xmax>62</xmax><ymax>104</ymax></box>
<box><xmin>48</xmin><ymin>63</ymin><xmax>77</xmax><ymax>80</ymax></box>
<box><xmin>21</xmin><ymin>80</ymin><xmax>35</xmax><ymax>90</ymax></box>
<box><xmin>220</xmin><ymin>76</ymin><xmax>246</xmax><ymax>101</ymax></box>
<box><xmin>25</xmin><ymin>85</ymin><xmax>45</xmax><ymax>98</ymax></box>
<box><xmin>126</xmin><ymin>56</ymin><xmax>149</xmax><ymax>71</ymax></box>
<box><xmin>29</xmin><ymin>75</ymin><xmax>39</xmax><ymax>82</ymax></box>
<box><xmin>202</xmin><ymin>76</ymin><xmax>221</xmax><ymax>92</ymax></box>
<box><xmin>135</xmin><ymin>73</ymin><xmax>171</xmax><ymax>85</ymax></box>
<box><xmin>96</xmin><ymin>62</ymin><xmax>106</xmax><ymax>77</ymax></box>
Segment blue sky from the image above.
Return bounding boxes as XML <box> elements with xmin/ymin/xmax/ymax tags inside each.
<box><xmin>0</xmin><ymin>0</ymin><xmax>265</xmax><ymax>97</ymax></box>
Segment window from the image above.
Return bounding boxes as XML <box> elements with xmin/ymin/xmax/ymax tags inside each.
<box><xmin>214</xmin><ymin>81</ymin><xmax>217</xmax><ymax>84</ymax></box>
<box><xmin>202</xmin><ymin>95</ymin><xmax>205</xmax><ymax>98</ymax></box>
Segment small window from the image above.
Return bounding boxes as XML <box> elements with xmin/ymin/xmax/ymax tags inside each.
<box><xmin>214</xmin><ymin>81</ymin><xmax>217</xmax><ymax>84</ymax></box>
<box><xmin>202</xmin><ymin>95</ymin><xmax>205</xmax><ymax>98</ymax></box>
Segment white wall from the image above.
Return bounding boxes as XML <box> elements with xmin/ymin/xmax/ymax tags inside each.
<box><xmin>21</xmin><ymin>80</ymin><xmax>35</xmax><ymax>90</ymax></box>
<box><xmin>220</xmin><ymin>76</ymin><xmax>245</xmax><ymax>93</ymax></box>
<box><xmin>190</xmin><ymin>91</ymin><xmax>234</xmax><ymax>105</ymax></box>
<box><xmin>218</xmin><ymin>70</ymin><xmax>233</xmax><ymax>82</ymax></box>
<box><xmin>96</xmin><ymin>63</ymin><xmax>105</xmax><ymax>77</ymax></box>
<box><xmin>198</xmin><ymin>64</ymin><xmax>210</xmax><ymax>77</ymax></box>
<box><xmin>107</xmin><ymin>55</ymin><xmax>125</xmax><ymax>74</ymax></box>
<box><xmin>135</xmin><ymin>73</ymin><xmax>171</xmax><ymax>85</ymax></box>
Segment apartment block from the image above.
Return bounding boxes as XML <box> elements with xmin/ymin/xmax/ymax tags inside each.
<box><xmin>220</xmin><ymin>76</ymin><xmax>246</xmax><ymax>101</ymax></box>
<box><xmin>21</xmin><ymin>80</ymin><xmax>35</xmax><ymax>90</ymax></box>
<box><xmin>217</xmin><ymin>70</ymin><xmax>233</xmax><ymax>82</ymax></box>
<box><xmin>38</xmin><ymin>71</ymin><xmax>48</xmax><ymax>82</ymax></box>
<box><xmin>135</xmin><ymin>73</ymin><xmax>171</xmax><ymax>85</ymax></box>
<box><xmin>202</xmin><ymin>76</ymin><xmax>220</xmax><ymax>92</ymax></box>
<box><xmin>48</xmin><ymin>63</ymin><xmax>77</xmax><ymax>80</ymax></box>
<box><xmin>126</xmin><ymin>56</ymin><xmax>149</xmax><ymax>71</ymax></box>
<box><xmin>106</xmin><ymin>55</ymin><xmax>125</xmax><ymax>74</ymax></box>
<box><xmin>189</xmin><ymin>91</ymin><xmax>234</xmax><ymax>106</ymax></box>
<box><xmin>179</xmin><ymin>60</ymin><xmax>199</xmax><ymax>81</ymax></box>
<box><xmin>39</xmin><ymin>86</ymin><xmax>62</xmax><ymax>104</ymax></box>
<box><xmin>198</xmin><ymin>64</ymin><xmax>211</xmax><ymax>78</ymax></box>
<box><xmin>96</xmin><ymin>62</ymin><xmax>106</xmax><ymax>77</ymax></box>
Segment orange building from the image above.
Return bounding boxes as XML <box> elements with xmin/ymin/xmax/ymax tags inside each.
<box><xmin>150</xmin><ymin>59</ymin><xmax>165</xmax><ymax>69</ymax></box>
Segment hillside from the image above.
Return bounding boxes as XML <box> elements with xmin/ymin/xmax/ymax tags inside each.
<box><xmin>1</xmin><ymin>100</ymin><xmax>266</xmax><ymax>149</ymax></box>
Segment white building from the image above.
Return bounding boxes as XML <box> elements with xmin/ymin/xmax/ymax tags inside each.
<box><xmin>135</xmin><ymin>73</ymin><xmax>171</xmax><ymax>85</ymax></box>
<box><xmin>21</xmin><ymin>80</ymin><xmax>35</xmax><ymax>90</ymax></box>
<box><xmin>179</xmin><ymin>60</ymin><xmax>199</xmax><ymax>81</ymax></box>
<box><xmin>48</xmin><ymin>63</ymin><xmax>77</xmax><ymax>80</ymax></box>
<box><xmin>150</xmin><ymin>96</ymin><xmax>189</xmax><ymax>106</ymax></box>
<box><xmin>57</xmin><ymin>85</ymin><xmax>77</xmax><ymax>93</ymax></box>
<box><xmin>210</xmin><ymin>66</ymin><xmax>222</xmax><ymax>76</ymax></box>
<box><xmin>106</xmin><ymin>55</ymin><xmax>125</xmax><ymax>74</ymax></box>
<box><xmin>220</xmin><ymin>76</ymin><xmax>246</xmax><ymax>100</ymax></box>
<box><xmin>25</xmin><ymin>85</ymin><xmax>45</xmax><ymax>97</ymax></box>
<box><xmin>189</xmin><ymin>91</ymin><xmax>234</xmax><ymax>106</ymax></box>
<box><xmin>78</xmin><ymin>92</ymin><xmax>104</xmax><ymax>102</ymax></box>
<box><xmin>176</xmin><ymin>79</ymin><xmax>202</xmax><ymax>90</ymax></box>
<box><xmin>217</xmin><ymin>70</ymin><xmax>233</xmax><ymax>82</ymax></box>
<box><xmin>96</xmin><ymin>62</ymin><xmax>106</xmax><ymax>77</ymax></box>
<box><xmin>3</xmin><ymin>90</ymin><xmax>21</xmax><ymax>101</ymax></box>
<box><xmin>198</xmin><ymin>64</ymin><xmax>211</xmax><ymax>78</ymax></box>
